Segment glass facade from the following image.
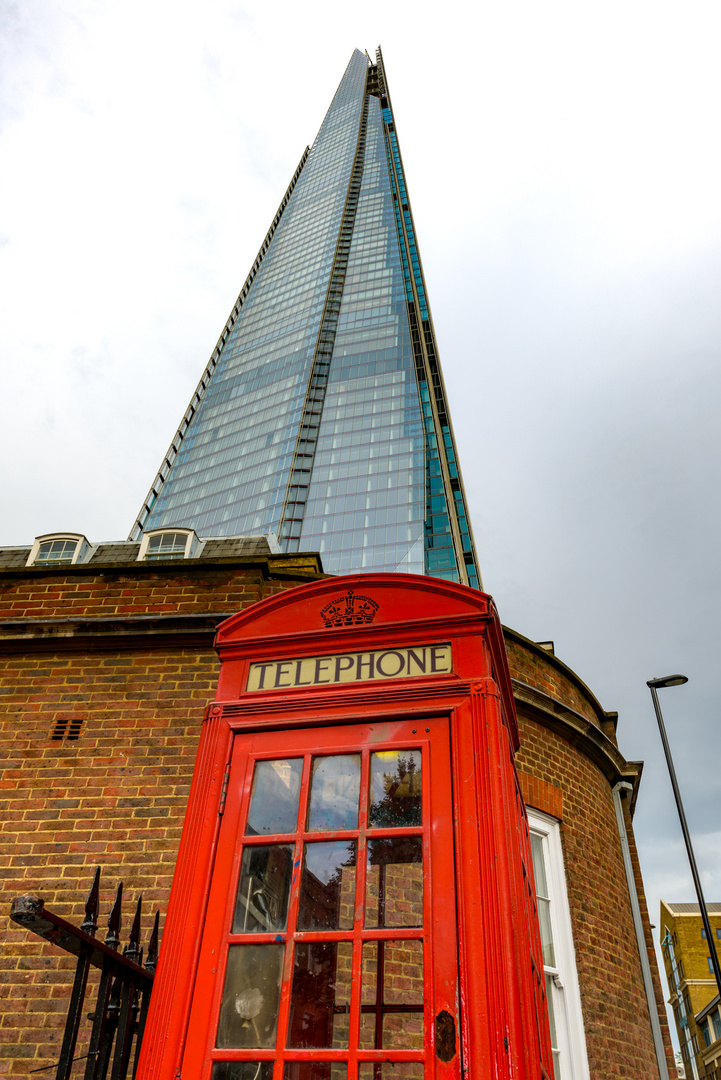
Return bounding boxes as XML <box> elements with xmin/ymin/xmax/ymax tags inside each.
<box><xmin>132</xmin><ymin>49</ymin><xmax>480</xmax><ymax>587</ymax></box>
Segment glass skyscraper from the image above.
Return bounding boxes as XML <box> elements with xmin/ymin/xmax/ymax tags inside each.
<box><xmin>131</xmin><ymin>48</ymin><xmax>480</xmax><ymax>588</ymax></box>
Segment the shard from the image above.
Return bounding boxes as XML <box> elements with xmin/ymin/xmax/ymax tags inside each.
<box><xmin>131</xmin><ymin>48</ymin><xmax>480</xmax><ymax>588</ymax></box>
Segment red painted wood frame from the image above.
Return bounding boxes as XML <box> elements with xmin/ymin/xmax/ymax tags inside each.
<box><xmin>183</xmin><ymin>718</ymin><xmax>456</xmax><ymax>1078</ymax></box>
<box><xmin>136</xmin><ymin>574</ymin><xmax>553</xmax><ymax>1080</ymax></box>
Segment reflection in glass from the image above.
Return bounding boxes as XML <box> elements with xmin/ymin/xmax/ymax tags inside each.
<box><xmin>246</xmin><ymin>759</ymin><xmax>302</xmax><ymax>836</ymax></box>
<box><xmin>383</xmin><ymin>939</ymin><xmax>423</xmax><ymax>1004</ymax></box>
<box><xmin>359</xmin><ymin>1011</ymin><xmax>376</xmax><ymax>1050</ymax></box>
<box><xmin>360</xmin><ymin>940</ymin><xmax>424</xmax><ymax>1050</ymax></box>
<box><xmin>212</xmin><ymin>1065</ymin><xmax>274</xmax><ymax>1080</ymax></box>
<box><xmin>545</xmin><ymin>973</ymin><xmax>561</xmax><ymax>1076</ymax></box>
<box><xmin>217</xmin><ymin>944</ymin><xmax>283</xmax><ymax>1048</ymax></box>
<box><xmin>366</xmin><ymin>836</ymin><xmax>422</xmax><ymax>928</ymax></box>
<box><xmin>361</xmin><ymin>940</ymin><xmax>378</xmax><ymax>1007</ymax></box>
<box><xmin>233</xmin><ymin>845</ymin><xmax>293</xmax><ymax>933</ymax></box>
<box><xmin>298</xmin><ymin>841</ymin><xmax>356</xmax><ymax>930</ymax></box>
<box><xmin>358</xmin><ymin>1066</ymin><xmax>424</xmax><ymax>1079</ymax></box>
<box><xmin>360</xmin><ymin>1007</ymin><xmax>425</xmax><ymax>1052</ymax></box>
<box><xmin>307</xmin><ymin>755</ymin><xmax>360</xmax><ymax>831</ymax></box>
<box><xmin>283</xmin><ymin>1066</ymin><xmax>347</xmax><ymax>1080</ymax></box>
<box><xmin>369</xmin><ymin>750</ymin><xmax>422</xmax><ymax>827</ymax></box>
<box><xmin>382</xmin><ymin>1012</ymin><xmax>424</xmax><ymax>1049</ymax></box>
<box><xmin>530</xmin><ymin>834</ymin><xmax>555</xmax><ymax>967</ymax></box>
<box><xmin>288</xmin><ymin>942</ymin><xmax>353</xmax><ymax>1048</ymax></box>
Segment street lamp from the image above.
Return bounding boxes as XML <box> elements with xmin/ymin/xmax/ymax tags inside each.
<box><xmin>647</xmin><ymin>675</ymin><xmax>721</xmax><ymax>1000</ymax></box>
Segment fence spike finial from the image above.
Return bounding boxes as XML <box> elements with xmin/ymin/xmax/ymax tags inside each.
<box><xmin>146</xmin><ymin>910</ymin><xmax>160</xmax><ymax>974</ymax></box>
<box><xmin>81</xmin><ymin>866</ymin><xmax>101</xmax><ymax>935</ymax></box>
<box><xmin>125</xmin><ymin>896</ymin><xmax>142</xmax><ymax>964</ymax></box>
<box><xmin>105</xmin><ymin>881</ymin><xmax>123</xmax><ymax>949</ymax></box>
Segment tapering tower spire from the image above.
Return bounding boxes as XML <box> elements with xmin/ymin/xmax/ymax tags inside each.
<box><xmin>131</xmin><ymin>49</ymin><xmax>480</xmax><ymax>588</ymax></box>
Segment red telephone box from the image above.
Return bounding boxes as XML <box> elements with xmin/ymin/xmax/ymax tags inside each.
<box><xmin>137</xmin><ymin>574</ymin><xmax>553</xmax><ymax>1080</ymax></box>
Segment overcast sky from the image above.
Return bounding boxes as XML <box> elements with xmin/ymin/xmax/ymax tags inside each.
<box><xmin>2</xmin><ymin>0</ymin><xmax>720</xmax><ymax>1043</ymax></box>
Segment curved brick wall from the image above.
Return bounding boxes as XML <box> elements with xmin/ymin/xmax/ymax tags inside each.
<box><xmin>504</xmin><ymin>629</ymin><xmax>605</xmax><ymax>729</ymax></box>
<box><xmin>515</xmin><ymin>712</ymin><xmax>661</xmax><ymax>1076</ymax></box>
<box><xmin>507</xmin><ymin>626</ymin><xmax>674</xmax><ymax>1079</ymax></box>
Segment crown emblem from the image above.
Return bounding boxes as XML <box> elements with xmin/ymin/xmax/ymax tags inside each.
<box><xmin>320</xmin><ymin>590</ymin><xmax>379</xmax><ymax>627</ymax></box>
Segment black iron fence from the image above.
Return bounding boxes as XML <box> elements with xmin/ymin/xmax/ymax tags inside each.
<box><xmin>10</xmin><ymin>867</ymin><xmax>159</xmax><ymax>1080</ymax></box>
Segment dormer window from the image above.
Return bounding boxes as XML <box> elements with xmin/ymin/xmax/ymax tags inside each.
<box><xmin>137</xmin><ymin>528</ymin><xmax>199</xmax><ymax>562</ymax></box>
<box><xmin>26</xmin><ymin>534</ymin><xmax>89</xmax><ymax>567</ymax></box>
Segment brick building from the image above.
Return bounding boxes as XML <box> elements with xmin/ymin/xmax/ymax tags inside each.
<box><xmin>660</xmin><ymin>900</ymin><xmax>721</xmax><ymax>1078</ymax></box>
<box><xmin>1</xmin><ymin>536</ymin><xmax>674</xmax><ymax>1077</ymax></box>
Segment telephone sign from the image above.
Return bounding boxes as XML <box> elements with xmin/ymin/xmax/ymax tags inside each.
<box><xmin>246</xmin><ymin>643</ymin><xmax>452</xmax><ymax>691</ymax></box>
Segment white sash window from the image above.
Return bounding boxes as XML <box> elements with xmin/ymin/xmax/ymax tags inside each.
<box><xmin>528</xmin><ymin>809</ymin><xmax>590</xmax><ymax>1080</ymax></box>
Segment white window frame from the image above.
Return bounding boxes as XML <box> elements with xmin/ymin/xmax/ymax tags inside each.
<box><xmin>137</xmin><ymin>528</ymin><xmax>200</xmax><ymax>562</ymax></box>
<box><xmin>528</xmin><ymin>808</ymin><xmax>590</xmax><ymax>1080</ymax></box>
<box><xmin>26</xmin><ymin>533</ymin><xmax>89</xmax><ymax>567</ymax></box>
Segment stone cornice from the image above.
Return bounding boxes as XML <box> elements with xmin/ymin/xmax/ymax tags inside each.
<box><xmin>503</xmin><ymin>624</ymin><xmax>617</xmax><ymax>730</ymax></box>
<box><xmin>512</xmin><ymin>677</ymin><xmax>643</xmax><ymax>811</ymax></box>
<box><xmin>0</xmin><ymin>613</ymin><xmax>223</xmax><ymax>654</ymax></box>
<box><xmin>0</xmin><ymin>553</ymin><xmax>324</xmax><ymax>580</ymax></box>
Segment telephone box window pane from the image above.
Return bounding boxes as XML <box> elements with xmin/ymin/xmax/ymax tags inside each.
<box><xmin>358</xmin><ymin>1066</ymin><xmax>423</xmax><ymax>1079</ymax></box>
<box><xmin>283</xmin><ymin>1066</ymin><xmax>347</xmax><ymax>1080</ymax></box>
<box><xmin>361</xmin><ymin>940</ymin><xmax>378</xmax><ymax>1006</ymax></box>
<box><xmin>382</xmin><ymin>1012</ymin><xmax>424</xmax><ymax>1049</ymax></box>
<box><xmin>246</xmin><ymin>759</ymin><xmax>303</xmax><ymax>836</ymax></box>
<box><xmin>297</xmin><ymin>841</ymin><xmax>356</xmax><ymax>930</ymax></box>
<box><xmin>288</xmin><ymin>941</ymin><xmax>353</xmax><ymax>1048</ymax></box>
<box><xmin>359</xmin><ymin>1012</ymin><xmax>376</xmax><ymax>1048</ymax></box>
<box><xmin>369</xmin><ymin>750</ymin><xmax>422</xmax><ymax>827</ymax></box>
<box><xmin>212</xmin><ymin>1065</ymin><xmax>274</xmax><ymax>1080</ymax></box>
<box><xmin>366</xmin><ymin>836</ymin><xmax>423</xmax><ymax>928</ymax></box>
<box><xmin>216</xmin><ymin>944</ymin><xmax>283</xmax><ymax>1048</ymax></box>
<box><xmin>360</xmin><ymin>940</ymin><xmax>424</xmax><ymax>1049</ymax></box>
<box><xmin>384</xmin><ymin>939</ymin><xmax>424</xmax><ymax>1004</ymax></box>
<box><xmin>360</xmin><ymin>1012</ymin><xmax>425</xmax><ymax>1052</ymax></box>
<box><xmin>307</xmin><ymin>755</ymin><xmax>361</xmax><ymax>831</ymax></box>
<box><xmin>232</xmin><ymin>844</ymin><xmax>293</xmax><ymax>933</ymax></box>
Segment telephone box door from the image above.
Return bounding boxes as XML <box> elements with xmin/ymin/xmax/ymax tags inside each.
<box><xmin>182</xmin><ymin>716</ymin><xmax>460</xmax><ymax>1080</ymax></box>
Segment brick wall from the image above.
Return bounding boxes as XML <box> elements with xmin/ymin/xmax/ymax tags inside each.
<box><xmin>506</xmin><ymin>628</ymin><xmax>672</xmax><ymax>1077</ymax></box>
<box><xmin>1</xmin><ymin>648</ymin><xmax>211</xmax><ymax>1072</ymax></box>
<box><xmin>516</xmin><ymin>712</ymin><xmax>671</xmax><ymax>1078</ymax></box>
<box><xmin>0</xmin><ymin>562</ymin><xmax>303</xmax><ymax>620</ymax></box>
<box><xmin>0</xmin><ymin>558</ymin><xmax>320</xmax><ymax>1076</ymax></box>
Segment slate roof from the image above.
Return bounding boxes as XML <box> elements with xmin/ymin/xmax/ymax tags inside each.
<box><xmin>0</xmin><ymin>534</ymin><xmax>285</xmax><ymax>570</ymax></box>
<box><xmin>0</xmin><ymin>548</ymin><xmax>32</xmax><ymax>569</ymax></box>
